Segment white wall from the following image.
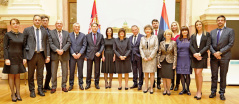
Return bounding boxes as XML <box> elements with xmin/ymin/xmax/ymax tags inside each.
<box><xmin>77</xmin><ymin>0</ymin><xmax>175</xmax><ymax>35</ymax></box>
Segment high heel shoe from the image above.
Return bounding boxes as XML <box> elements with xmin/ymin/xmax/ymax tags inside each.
<box><xmin>143</xmin><ymin>88</ymin><xmax>149</xmax><ymax>93</ymax></box>
<box><xmin>197</xmin><ymin>96</ymin><xmax>201</xmax><ymax>100</ymax></box>
<box><xmin>187</xmin><ymin>91</ymin><xmax>191</xmax><ymax>95</ymax></box>
<box><xmin>163</xmin><ymin>91</ymin><xmax>167</xmax><ymax>95</ymax></box>
<box><xmin>167</xmin><ymin>91</ymin><xmax>171</xmax><ymax>96</ymax></box>
<box><xmin>15</xmin><ymin>93</ymin><xmax>22</xmax><ymax>101</ymax></box>
<box><xmin>118</xmin><ymin>87</ymin><xmax>122</xmax><ymax>90</ymax></box>
<box><xmin>105</xmin><ymin>82</ymin><xmax>108</xmax><ymax>89</ymax></box>
<box><xmin>109</xmin><ymin>81</ymin><xmax>112</xmax><ymax>88</ymax></box>
<box><xmin>194</xmin><ymin>92</ymin><xmax>202</xmax><ymax>98</ymax></box>
<box><xmin>11</xmin><ymin>95</ymin><xmax>17</xmax><ymax>102</ymax></box>
<box><xmin>125</xmin><ymin>87</ymin><xmax>128</xmax><ymax>90</ymax></box>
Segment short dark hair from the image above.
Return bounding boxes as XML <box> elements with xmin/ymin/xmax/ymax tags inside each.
<box><xmin>10</xmin><ymin>18</ymin><xmax>20</xmax><ymax>25</ymax></box>
<box><xmin>41</xmin><ymin>15</ymin><xmax>49</xmax><ymax>20</ymax></box>
<box><xmin>105</xmin><ymin>27</ymin><xmax>113</xmax><ymax>39</ymax></box>
<box><xmin>152</xmin><ymin>19</ymin><xmax>159</xmax><ymax>24</ymax></box>
<box><xmin>33</xmin><ymin>15</ymin><xmax>41</xmax><ymax>20</ymax></box>
<box><xmin>179</xmin><ymin>26</ymin><xmax>190</xmax><ymax>41</ymax></box>
<box><xmin>144</xmin><ymin>25</ymin><xmax>153</xmax><ymax>35</ymax></box>
<box><xmin>118</xmin><ymin>28</ymin><xmax>126</xmax><ymax>38</ymax></box>
<box><xmin>217</xmin><ymin>15</ymin><xmax>226</xmax><ymax>21</ymax></box>
<box><xmin>91</xmin><ymin>22</ymin><xmax>98</xmax><ymax>27</ymax></box>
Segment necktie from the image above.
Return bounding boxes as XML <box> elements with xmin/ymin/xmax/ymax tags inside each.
<box><xmin>93</xmin><ymin>34</ymin><xmax>96</xmax><ymax>45</ymax></box>
<box><xmin>217</xmin><ymin>29</ymin><xmax>222</xmax><ymax>45</ymax></box>
<box><xmin>155</xmin><ymin>30</ymin><xmax>158</xmax><ymax>35</ymax></box>
<box><xmin>133</xmin><ymin>35</ymin><xmax>137</xmax><ymax>44</ymax></box>
<box><xmin>58</xmin><ymin>31</ymin><xmax>62</xmax><ymax>49</ymax></box>
<box><xmin>76</xmin><ymin>33</ymin><xmax>79</xmax><ymax>39</ymax></box>
<box><xmin>36</xmin><ymin>28</ymin><xmax>40</xmax><ymax>52</ymax></box>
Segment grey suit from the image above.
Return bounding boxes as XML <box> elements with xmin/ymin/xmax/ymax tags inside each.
<box><xmin>23</xmin><ymin>26</ymin><xmax>50</xmax><ymax>92</ymax></box>
<box><xmin>69</xmin><ymin>32</ymin><xmax>86</xmax><ymax>86</ymax></box>
<box><xmin>49</xmin><ymin>29</ymin><xmax>71</xmax><ymax>89</ymax></box>
<box><xmin>85</xmin><ymin>32</ymin><xmax>104</xmax><ymax>85</ymax></box>
<box><xmin>210</xmin><ymin>27</ymin><xmax>235</xmax><ymax>94</ymax></box>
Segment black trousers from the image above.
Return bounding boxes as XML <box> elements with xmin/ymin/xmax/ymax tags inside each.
<box><xmin>210</xmin><ymin>59</ymin><xmax>229</xmax><ymax>94</ymax></box>
<box><xmin>27</xmin><ymin>52</ymin><xmax>45</xmax><ymax>92</ymax></box>
<box><xmin>157</xmin><ymin>68</ymin><xmax>161</xmax><ymax>85</ymax></box>
<box><xmin>86</xmin><ymin>56</ymin><xmax>101</xmax><ymax>85</ymax></box>
<box><xmin>131</xmin><ymin>56</ymin><xmax>144</xmax><ymax>85</ymax></box>
<box><xmin>44</xmin><ymin>60</ymin><xmax>51</xmax><ymax>88</ymax></box>
<box><xmin>69</xmin><ymin>56</ymin><xmax>84</xmax><ymax>86</ymax></box>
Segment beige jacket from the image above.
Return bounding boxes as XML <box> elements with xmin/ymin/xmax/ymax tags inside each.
<box><xmin>158</xmin><ymin>40</ymin><xmax>177</xmax><ymax>67</ymax></box>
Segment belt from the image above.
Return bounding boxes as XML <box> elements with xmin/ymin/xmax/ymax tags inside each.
<box><xmin>35</xmin><ymin>51</ymin><xmax>44</xmax><ymax>53</ymax></box>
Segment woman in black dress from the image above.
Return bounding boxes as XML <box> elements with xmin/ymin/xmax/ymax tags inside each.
<box><xmin>3</xmin><ymin>18</ymin><xmax>27</xmax><ymax>102</ymax></box>
<box><xmin>113</xmin><ymin>28</ymin><xmax>131</xmax><ymax>90</ymax></box>
<box><xmin>190</xmin><ymin>20</ymin><xmax>211</xmax><ymax>100</ymax></box>
<box><xmin>102</xmin><ymin>27</ymin><xmax>115</xmax><ymax>89</ymax></box>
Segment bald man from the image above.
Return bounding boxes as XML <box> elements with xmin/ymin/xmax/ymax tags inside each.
<box><xmin>48</xmin><ymin>20</ymin><xmax>71</xmax><ymax>93</ymax></box>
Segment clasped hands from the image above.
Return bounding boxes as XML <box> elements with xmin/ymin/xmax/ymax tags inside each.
<box><xmin>193</xmin><ymin>53</ymin><xmax>202</xmax><ymax>61</ymax></box>
<box><xmin>119</xmin><ymin>56</ymin><xmax>126</xmax><ymax>60</ymax></box>
<box><xmin>56</xmin><ymin>49</ymin><xmax>64</xmax><ymax>55</ymax></box>
<box><xmin>5</xmin><ymin>59</ymin><xmax>27</xmax><ymax>65</ymax></box>
<box><xmin>213</xmin><ymin>51</ymin><xmax>221</xmax><ymax>59</ymax></box>
<box><xmin>102</xmin><ymin>56</ymin><xmax>115</xmax><ymax>62</ymax></box>
<box><xmin>72</xmin><ymin>53</ymin><xmax>82</xmax><ymax>59</ymax></box>
<box><xmin>143</xmin><ymin>57</ymin><xmax>152</xmax><ymax>61</ymax></box>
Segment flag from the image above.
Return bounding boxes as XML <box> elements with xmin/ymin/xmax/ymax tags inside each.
<box><xmin>88</xmin><ymin>0</ymin><xmax>101</xmax><ymax>33</ymax></box>
<box><xmin>159</xmin><ymin>0</ymin><xmax>170</xmax><ymax>31</ymax></box>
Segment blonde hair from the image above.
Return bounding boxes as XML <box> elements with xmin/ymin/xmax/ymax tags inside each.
<box><xmin>164</xmin><ymin>29</ymin><xmax>173</xmax><ymax>38</ymax></box>
<box><xmin>171</xmin><ymin>21</ymin><xmax>180</xmax><ymax>34</ymax></box>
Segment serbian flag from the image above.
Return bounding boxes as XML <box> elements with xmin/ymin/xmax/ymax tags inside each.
<box><xmin>159</xmin><ymin>0</ymin><xmax>170</xmax><ymax>31</ymax></box>
<box><xmin>88</xmin><ymin>0</ymin><xmax>101</xmax><ymax>33</ymax></box>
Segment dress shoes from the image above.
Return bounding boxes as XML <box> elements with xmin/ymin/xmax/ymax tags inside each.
<box><xmin>138</xmin><ymin>85</ymin><xmax>142</xmax><ymax>90</ymax></box>
<box><xmin>30</xmin><ymin>91</ymin><xmax>36</xmax><ymax>98</ymax></box>
<box><xmin>118</xmin><ymin>87</ymin><xmax>122</xmax><ymax>90</ymax></box>
<box><xmin>170</xmin><ymin>85</ymin><xmax>174</xmax><ymax>90</ymax></box>
<box><xmin>62</xmin><ymin>88</ymin><xmax>68</xmax><ymax>92</ymax></box>
<box><xmin>95</xmin><ymin>84</ymin><xmax>100</xmax><ymax>89</ymax></box>
<box><xmin>38</xmin><ymin>90</ymin><xmax>45</xmax><ymax>96</ymax></box>
<box><xmin>79</xmin><ymin>84</ymin><xmax>84</xmax><ymax>90</ymax></box>
<box><xmin>125</xmin><ymin>87</ymin><xmax>128</xmax><ymax>90</ymax></box>
<box><xmin>68</xmin><ymin>86</ymin><xmax>73</xmax><ymax>91</ymax></box>
<box><xmin>209</xmin><ymin>92</ymin><xmax>216</xmax><ymax>98</ymax></box>
<box><xmin>15</xmin><ymin>93</ymin><xmax>22</xmax><ymax>101</ymax></box>
<box><xmin>85</xmin><ymin>84</ymin><xmax>91</xmax><ymax>90</ymax></box>
<box><xmin>130</xmin><ymin>84</ymin><xmax>138</xmax><ymax>89</ymax></box>
<box><xmin>220</xmin><ymin>93</ymin><xmax>226</xmax><ymax>100</ymax></box>
<box><xmin>44</xmin><ymin>86</ymin><xmax>52</xmax><ymax>90</ymax></box>
<box><xmin>157</xmin><ymin>85</ymin><xmax>161</xmax><ymax>89</ymax></box>
<box><xmin>11</xmin><ymin>95</ymin><xmax>17</xmax><ymax>102</ymax></box>
<box><xmin>174</xmin><ymin>85</ymin><xmax>179</xmax><ymax>91</ymax></box>
<box><xmin>51</xmin><ymin>89</ymin><xmax>56</xmax><ymax>94</ymax></box>
<box><xmin>179</xmin><ymin>90</ymin><xmax>187</xmax><ymax>95</ymax></box>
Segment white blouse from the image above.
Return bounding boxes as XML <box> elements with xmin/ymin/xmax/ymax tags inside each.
<box><xmin>196</xmin><ymin>33</ymin><xmax>202</xmax><ymax>48</ymax></box>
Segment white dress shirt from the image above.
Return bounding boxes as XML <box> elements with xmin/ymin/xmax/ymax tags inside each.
<box><xmin>132</xmin><ymin>34</ymin><xmax>138</xmax><ymax>44</ymax></box>
<box><xmin>196</xmin><ymin>33</ymin><xmax>202</xmax><ymax>48</ymax></box>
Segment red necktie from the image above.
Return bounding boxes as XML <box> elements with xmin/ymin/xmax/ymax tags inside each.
<box><xmin>93</xmin><ymin>34</ymin><xmax>96</xmax><ymax>45</ymax></box>
<box><xmin>155</xmin><ymin>30</ymin><xmax>158</xmax><ymax>35</ymax></box>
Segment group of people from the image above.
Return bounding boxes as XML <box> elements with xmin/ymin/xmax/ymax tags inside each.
<box><xmin>3</xmin><ymin>15</ymin><xmax>234</xmax><ymax>102</ymax></box>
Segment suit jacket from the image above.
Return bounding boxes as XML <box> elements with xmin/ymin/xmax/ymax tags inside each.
<box><xmin>85</xmin><ymin>32</ymin><xmax>104</xmax><ymax>60</ymax></box>
<box><xmin>156</xmin><ymin>29</ymin><xmax>165</xmax><ymax>44</ymax></box>
<box><xmin>113</xmin><ymin>38</ymin><xmax>131</xmax><ymax>61</ymax></box>
<box><xmin>23</xmin><ymin>26</ymin><xmax>50</xmax><ymax>60</ymax></box>
<box><xmin>158</xmin><ymin>40</ymin><xmax>177</xmax><ymax>67</ymax></box>
<box><xmin>69</xmin><ymin>32</ymin><xmax>86</xmax><ymax>59</ymax></box>
<box><xmin>210</xmin><ymin>27</ymin><xmax>235</xmax><ymax>59</ymax></box>
<box><xmin>129</xmin><ymin>33</ymin><xmax>144</xmax><ymax>61</ymax></box>
<box><xmin>190</xmin><ymin>32</ymin><xmax>211</xmax><ymax>59</ymax></box>
<box><xmin>139</xmin><ymin>35</ymin><xmax>158</xmax><ymax>59</ymax></box>
<box><xmin>49</xmin><ymin>29</ymin><xmax>71</xmax><ymax>61</ymax></box>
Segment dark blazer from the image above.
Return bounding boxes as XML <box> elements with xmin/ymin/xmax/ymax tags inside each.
<box><xmin>69</xmin><ymin>32</ymin><xmax>87</xmax><ymax>59</ymax></box>
<box><xmin>156</xmin><ymin>29</ymin><xmax>165</xmax><ymax>44</ymax></box>
<box><xmin>158</xmin><ymin>41</ymin><xmax>177</xmax><ymax>67</ymax></box>
<box><xmin>23</xmin><ymin>26</ymin><xmax>50</xmax><ymax>60</ymax></box>
<box><xmin>210</xmin><ymin>27</ymin><xmax>235</xmax><ymax>59</ymax></box>
<box><xmin>129</xmin><ymin>33</ymin><xmax>144</xmax><ymax>61</ymax></box>
<box><xmin>113</xmin><ymin>38</ymin><xmax>131</xmax><ymax>61</ymax></box>
<box><xmin>49</xmin><ymin>29</ymin><xmax>71</xmax><ymax>61</ymax></box>
<box><xmin>190</xmin><ymin>32</ymin><xmax>211</xmax><ymax>59</ymax></box>
<box><xmin>85</xmin><ymin>32</ymin><xmax>104</xmax><ymax>60</ymax></box>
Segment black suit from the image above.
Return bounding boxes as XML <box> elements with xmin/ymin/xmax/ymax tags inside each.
<box><xmin>210</xmin><ymin>27</ymin><xmax>235</xmax><ymax>94</ymax></box>
<box><xmin>69</xmin><ymin>32</ymin><xmax>87</xmax><ymax>86</ymax></box>
<box><xmin>155</xmin><ymin>29</ymin><xmax>164</xmax><ymax>85</ymax></box>
<box><xmin>85</xmin><ymin>32</ymin><xmax>104</xmax><ymax>85</ymax></box>
<box><xmin>23</xmin><ymin>26</ymin><xmax>50</xmax><ymax>92</ymax></box>
<box><xmin>129</xmin><ymin>34</ymin><xmax>144</xmax><ymax>86</ymax></box>
<box><xmin>41</xmin><ymin>26</ymin><xmax>52</xmax><ymax>89</ymax></box>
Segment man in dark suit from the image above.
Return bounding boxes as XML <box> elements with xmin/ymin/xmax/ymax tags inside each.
<box><xmin>68</xmin><ymin>23</ymin><xmax>86</xmax><ymax>91</ymax></box>
<box><xmin>41</xmin><ymin>15</ymin><xmax>52</xmax><ymax>91</ymax></box>
<box><xmin>49</xmin><ymin>20</ymin><xmax>71</xmax><ymax>93</ymax></box>
<box><xmin>152</xmin><ymin>19</ymin><xmax>164</xmax><ymax>89</ymax></box>
<box><xmin>209</xmin><ymin>15</ymin><xmax>235</xmax><ymax>100</ymax></box>
<box><xmin>23</xmin><ymin>15</ymin><xmax>50</xmax><ymax>98</ymax></box>
<box><xmin>85</xmin><ymin>23</ymin><xmax>104</xmax><ymax>90</ymax></box>
<box><xmin>129</xmin><ymin>25</ymin><xmax>144</xmax><ymax>90</ymax></box>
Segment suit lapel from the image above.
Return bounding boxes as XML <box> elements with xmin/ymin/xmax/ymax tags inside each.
<box><xmin>135</xmin><ymin>34</ymin><xmax>141</xmax><ymax>45</ymax></box>
<box><xmin>30</xmin><ymin>26</ymin><xmax>36</xmax><ymax>41</ymax></box>
<box><xmin>161</xmin><ymin>41</ymin><xmax>166</xmax><ymax>51</ymax></box>
<box><xmin>95</xmin><ymin>33</ymin><xmax>101</xmax><ymax>46</ymax></box>
<box><xmin>54</xmin><ymin>29</ymin><xmax>60</xmax><ymax>42</ymax></box>
<box><xmin>218</xmin><ymin>27</ymin><xmax>226</xmax><ymax>44</ymax></box>
<box><xmin>70</xmin><ymin>33</ymin><xmax>76</xmax><ymax>44</ymax></box>
<box><xmin>62</xmin><ymin>30</ymin><xmax>66</xmax><ymax>43</ymax></box>
<box><xmin>88</xmin><ymin>33</ymin><xmax>94</xmax><ymax>46</ymax></box>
